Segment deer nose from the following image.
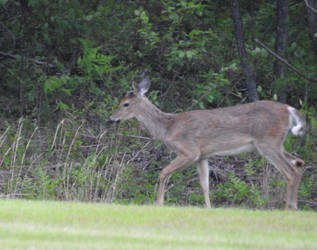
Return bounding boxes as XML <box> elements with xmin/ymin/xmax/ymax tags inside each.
<box><xmin>106</xmin><ymin>117</ymin><xmax>121</xmax><ymax>125</ymax></box>
<box><xmin>106</xmin><ymin>117</ymin><xmax>115</xmax><ymax>125</ymax></box>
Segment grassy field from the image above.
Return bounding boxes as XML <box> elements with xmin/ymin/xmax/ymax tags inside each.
<box><xmin>0</xmin><ymin>200</ymin><xmax>316</xmax><ymax>249</ymax></box>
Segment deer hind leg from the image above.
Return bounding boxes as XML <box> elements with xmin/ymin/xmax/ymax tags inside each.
<box><xmin>284</xmin><ymin>150</ymin><xmax>304</xmax><ymax>168</ymax></box>
<box><xmin>197</xmin><ymin>159</ymin><xmax>211</xmax><ymax>208</ymax></box>
<box><xmin>156</xmin><ymin>153</ymin><xmax>199</xmax><ymax>206</ymax></box>
<box><xmin>283</xmin><ymin>150</ymin><xmax>304</xmax><ymax>209</ymax></box>
<box><xmin>255</xmin><ymin>143</ymin><xmax>303</xmax><ymax>210</ymax></box>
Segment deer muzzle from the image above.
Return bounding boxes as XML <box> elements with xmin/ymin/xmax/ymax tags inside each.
<box><xmin>106</xmin><ymin>116</ymin><xmax>121</xmax><ymax>125</ymax></box>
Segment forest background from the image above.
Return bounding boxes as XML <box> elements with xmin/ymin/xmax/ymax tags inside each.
<box><xmin>0</xmin><ymin>0</ymin><xmax>317</xmax><ymax>210</ymax></box>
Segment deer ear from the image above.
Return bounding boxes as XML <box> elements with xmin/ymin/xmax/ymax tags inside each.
<box><xmin>137</xmin><ymin>77</ymin><xmax>150</xmax><ymax>96</ymax></box>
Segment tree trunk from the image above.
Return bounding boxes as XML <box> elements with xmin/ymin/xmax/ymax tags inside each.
<box><xmin>306</xmin><ymin>0</ymin><xmax>317</xmax><ymax>58</ymax></box>
<box><xmin>231</xmin><ymin>0</ymin><xmax>258</xmax><ymax>102</ymax></box>
<box><xmin>274</xmin><ymin>0</ymin><xmax>289</xmax><ymax>103</ymax></box>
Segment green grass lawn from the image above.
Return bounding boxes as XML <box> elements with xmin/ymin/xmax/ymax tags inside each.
<box><xmin>0</xmin><ymin>200</ymin><xmax>316</xmax><ymax>249</ymax></box>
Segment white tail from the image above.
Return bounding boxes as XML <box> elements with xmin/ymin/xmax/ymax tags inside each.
<box><xmin>109</xmin><ymin>77</ymin><xmax>305</xmax><ymax>209</ymax></box>
<box><xmin>288</xmin><ymin>106</ymin><xmax>305</xmax><ymax>136</ymax></box>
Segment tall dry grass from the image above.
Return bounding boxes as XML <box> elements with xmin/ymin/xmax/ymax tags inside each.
<box><xmin>0</xmin><ymin>118</ymin><xmax>150</xmax><ymax>202</ymax></box>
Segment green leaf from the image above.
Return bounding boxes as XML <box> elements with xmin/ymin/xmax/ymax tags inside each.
<box><xmin>60</xmin><ymin>87</ymin><xmax>72</xmax><ymax>96</ymax></box>
<box><xmin>169</xmin><ymin>12</ymin><xmax>179</xmax><ymax>22</ymax></box>
<box><xmin>185</xmin><ymin>50</ymin><xmax>195</xmax><ymax>60</ymax></box>
<box><xmin>178</xmin><ymin>51</ymin><xmax>185</xmax><ymax>58</ymax></box>
<box><xmin>58</xmin><ymin>101</ymin><xmax>69</xmax><ymax>111</ymax></box>
<box><xmin>140</xmin><ymin>11</ymin><xmax>149</xmax><ymax>23</ymax></box>
<box><xmin>0</xmin><ymin>0</ymin><xmax>8</xmax><ymax>5</ymax></box>
<box><xmin>84</xmin><ymin>15</ymin><xmax>94</xmax><ymax>21</ymax></box>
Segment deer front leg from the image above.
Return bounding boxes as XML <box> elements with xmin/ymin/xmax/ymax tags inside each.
<box><xmin>156</xmin><ymin>154</ymin><xmax>199</xmax><ymax>206</ymax></box>
<box><xmin>197</xmin><ymin>159</ymin><xmax>211</xmax><ymax>208</ymax></box>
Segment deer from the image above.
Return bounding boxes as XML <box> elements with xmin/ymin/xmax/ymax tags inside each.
<box><xmin>108</xmin><ymin>77</ymin><xmax>306</xmax><ymax>209</ymax></box>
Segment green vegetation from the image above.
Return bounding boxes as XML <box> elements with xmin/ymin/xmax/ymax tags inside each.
<box><xmin>0</xmin><ymin>199</ymin><xmax>316</xmax><ymax>249</ymax></box>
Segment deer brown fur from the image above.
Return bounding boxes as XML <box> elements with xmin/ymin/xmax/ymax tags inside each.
<box><xmin>109</xmin><ymin>77</ymin><xmax>305</xmax><ymax>209</ymax></box>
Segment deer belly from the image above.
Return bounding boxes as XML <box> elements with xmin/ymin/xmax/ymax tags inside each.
<box><xmin>201</xmin><ymin>142</ymin><xmax>255</xmax><ymax>158</ymax></box>
<box><xmin>213</xmin><ymin>144</ymin><xmax>255</xmax><ymax>156</ymax></box>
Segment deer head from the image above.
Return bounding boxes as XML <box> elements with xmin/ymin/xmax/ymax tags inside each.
<box><xmin>107</xmin><ymin>77</ymin><xmax>151</xmax><ymax>124</ymax></box>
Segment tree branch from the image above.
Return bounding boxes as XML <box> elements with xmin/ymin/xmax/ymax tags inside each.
<box><xmin>254</xmin><ymin>38</ymin><xmax>317</xmax><ymax>83</ymax></box>
<box><xmin>0</xmin><ymin>51</ymin><xmax>55</xmax><ymax>68</ymax></box>
<box><xmin>304</xmin><ymin>0</ymin><xmax>317</xmax><ymax>14</ymax></box>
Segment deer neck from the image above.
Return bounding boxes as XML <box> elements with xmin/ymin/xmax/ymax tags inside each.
<box><xmin>135</xmin><ymin>98</ymin><xmax>172</xmax><ymax>140</ymax></box>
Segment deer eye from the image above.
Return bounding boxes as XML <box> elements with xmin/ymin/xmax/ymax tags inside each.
<box><xmin>123</xmin><ymin>103</ymin><xmax>129</xmax><ymax>107</ymax></box>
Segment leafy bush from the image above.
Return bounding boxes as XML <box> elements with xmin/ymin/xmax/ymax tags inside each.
<box><xmin>212</xmin><ymin>173</ymin><xmax>266</xmax><ymax>208</ymax></box>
